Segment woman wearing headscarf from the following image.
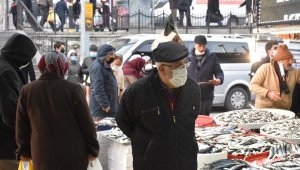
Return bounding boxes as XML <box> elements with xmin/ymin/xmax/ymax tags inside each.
<box><xmin>122</xmin><ymin>57</ymin><xmax>146</xmax><ymax>89</ymax></box>
<box><xmin>16</xmin><ymin>51</ymin><xmax>99</xmax><ymax>170</ymax></box>
<box><xmin>67</xmin><ymin>49</ymin><xmax>83</xmax><ymax>84</ymax></box>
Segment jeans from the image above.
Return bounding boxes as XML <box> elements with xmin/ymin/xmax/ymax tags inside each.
<box><xmin>39</xmin><ymin>4</ymin><xmax>49</xmax><ymax>27</ymax></box>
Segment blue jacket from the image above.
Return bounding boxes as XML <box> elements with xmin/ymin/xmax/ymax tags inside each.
<box><xmin>55</xmin><ymin>0</ymin><xmax>68</xmax><ymax>17</ymax></box>
<box><xmin>89</xmin><ymin>44</ymin><xmax>118</xmax><ymax>118</ymax></box>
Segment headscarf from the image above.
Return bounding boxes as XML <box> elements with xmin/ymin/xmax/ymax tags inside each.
<box><xmin>122</xmin><ymin>57</ymin><xmax>146</xmax><ymax>79</ymax></box>
<box><xmin>38</xmin><ymin>51</ymin><xmax>69</xmax><ymax>77</ymax></box>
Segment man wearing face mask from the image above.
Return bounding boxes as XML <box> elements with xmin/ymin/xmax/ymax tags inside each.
<box><xmin>0</xmin><ymin>33</ymin><xmax>37</xmax><ymax>169</ymax></box>
<box><xmin>54</xmin><ymin>41</ymin><xmax>66</xmax><ymax>54</ymax></box>
<box><xmin>250</xmin><ymin>41</ymin><xmax>279</xmax><ymax>79</ymax></box>
<box><xmin>111</xmin><ymin>53</ymin><xmax>124</xmax><ymax>102</ymax></box>
<box><xmin>187</xmin><ymin>35</ymin><xmax>224</xmax><ymax>115</ymax></box>
<box><xmin>66</xmin><ymin>49</ymin><xmax>83</xmax><ymax>84</ymax></box>
<box><xmin>116</xmin><ymin>41</ymin><xmax>200</xmax><ymax>170</ymax></box>
<box><xmin>250</xmin><ymin>44</ymin><xmax>300</xmax><ymax>110</ymax></box>
<box><xmin>89</xmin><ymin>44</ymin><xmax>118</xmax><ymax>121</ymax></box>
<box><xmin>82</xmin><ymin>45</ymin><xmax>98</xmax><ymax>103</ymax></box>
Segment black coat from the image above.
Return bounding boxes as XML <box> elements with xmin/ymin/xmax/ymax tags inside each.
<box><xmin>21</xmin><ymin>61</ymin><xmax>36</xmax><ymax>84</ymax></box>
<box><xmin>187</xmin><ymin>48</ymin><xmax>224</xmax><ymax>99</ymax></box>
<box><xmin>82</xmin><ymin>56</ymin><xmax>96</xmax><ymax>83</ymax></box>
<box><xmin>67</xmin><ymin>62</ymin><xmax>83</xmax><ymax>84</ymax></box>
<box><xmin>0</xmin><ymin>33</ymin><xmax>36</xmax><ymax>159</ymax></box>
<box><xmin>116</xmin><ymin>69</ymin><xmax>200</xmax><ymax>170</ymax></box>
<box><xmin>73</xmin><ymin>2</ymin><xmax>81</xmax><ymax>20</ymax></box>
<box><xmin>177</xmin><ymin>0</ymin><xmax>192</xmax><ymax>10</ymax></box>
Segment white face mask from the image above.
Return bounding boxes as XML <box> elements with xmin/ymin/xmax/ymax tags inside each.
<box><xmin>278</xmin><ymin>62</ymin><xmax>285</xmax><ymax>76</ymax></box>
<box><xmin>195</xmin><ymin>49</ymin><xmax>205</xmax><ymax>56</ymax></box>
<box><xmin>111</xmin><ymin>65</ymin><xmax>121</xmax><ymax>71</ymax></box>
<box><xmin>169</xmin><ymin>67</ymin><xmax>187</xmax><ymax>88</ymax></box>
<box><xmin>144</xmin><ymin>63</ymin><xmax>152</xmax><ymax>71</ymax></box>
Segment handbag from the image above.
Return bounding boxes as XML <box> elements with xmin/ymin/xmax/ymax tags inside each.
<box><xmin>18</xmin><ymin>160</ymin><xmax>34</xmax><ymax>170</ymax></box>
<box><xmin>87</xmin><ymin>159</ymin><xmax>103</xmax><ymax>170</ymax></box>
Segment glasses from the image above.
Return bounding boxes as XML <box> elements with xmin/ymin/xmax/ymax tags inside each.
<box><xmin>162</xmin><ymin>61</ymin><xmax>190</xmax><ymax>70</ymax></box>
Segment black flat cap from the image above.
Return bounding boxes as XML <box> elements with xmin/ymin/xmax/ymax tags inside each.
<box><xmin>153</xmin><ymin>41</ymin><xmax>188</xmax><ymax>62</ymax></box>
<box><xmin>194</xmin><ymin>35</ymin><xmax>207</xmax><ymax>45</ymax></box>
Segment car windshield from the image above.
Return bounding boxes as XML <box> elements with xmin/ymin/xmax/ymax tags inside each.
<box><xmin>109</xmin><ymin>38</ymin><xmax>138</xmax><ymax>55</ymax></box>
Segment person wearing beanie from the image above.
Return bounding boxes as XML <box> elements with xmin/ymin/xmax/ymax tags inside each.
<box><xmin>82</xmin><ymin>44</ymin><xmax>98</xmax><ymax>103</ymax></box>
<box><xmin>187</xmin><ymin>35</ymin><xmax>224</xmax><ymax>115</ymax></box>
<box><xmin>250</xmin><ymin>41</ymin><xmax>278</xmax><ymax>79</ymax></box>
<box><xmin>66</xmin><ymin>49</ymin><xmax>83</xmax><ymax>84</ymax></box>
<box><xmin>250</xmin><ymin>44</ymin><xmax>300</xmax><ymax>110</ymax></box>
<box><xmin>116</xmin><ymin>41</ymin><xmax>200</xmax><ymax>170</ymax></box>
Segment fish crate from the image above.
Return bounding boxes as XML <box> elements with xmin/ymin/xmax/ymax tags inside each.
<box><xmin>197</xmin><ymin>152</ymin><xmax>227</xmax><ymax>169</ymax></box>
<box><xmin>107</xmin><ymin>139</ymin><xmax>133</xmax><ymax>170</ymax></box>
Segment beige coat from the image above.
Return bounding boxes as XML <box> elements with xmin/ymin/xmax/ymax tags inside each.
<box><xmin>250</xmin><ymin>61</ymin><xmax>300</xmax><ymax>110</ymax></box>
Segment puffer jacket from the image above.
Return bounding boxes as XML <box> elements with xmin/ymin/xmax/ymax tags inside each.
<box><xmin>250</xmin><ymin>60</ymin><xmax>300</xmax><ymax>110</ymax></box>
<box><xmin>67</xmin><ymin>62</ymin><xmax>83</xmax><ymax>84</ymax></box>
<box><xmin>89</xmin><ymin>44</ymin><xmax>118</xmax><ymax>118</ymax></box>
<box><xmin>116</xmin><ymin>68</ymin><xmax>200</xmax><ymax>170</ymax></box>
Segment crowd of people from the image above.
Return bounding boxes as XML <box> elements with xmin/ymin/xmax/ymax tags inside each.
<box><xmin>0</xmin><ymin>30</ymin><xmax>300</xmax><ymax>170</ymax></box>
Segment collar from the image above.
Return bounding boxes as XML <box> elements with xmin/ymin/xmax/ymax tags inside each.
<box><xmin>39</xmin><ymin>72</ymin><xmax>64</xmax><ymax>80</ymax></box>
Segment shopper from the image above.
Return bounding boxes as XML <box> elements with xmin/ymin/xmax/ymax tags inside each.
<box><xmin>177</xmin><ymin>0</ymin><xmax>192</xmax><ymax>27</ymax></box>
<box><xmin>67</xmin><ymin>49</ymin><xmax>83</xmax><ymax>84</ymax></box>
<box><xmin>73</xmin><ymin>0</ymin><xmax>81</xmax><ymax>32</ymax></box>
<box><xmin>38</xmin><ymin>0</ymin><xmax>53</xmax><ymax>28</ymax></box>
<box><xmin>16</xmin><ymin>51</ymin><xmax>99</xmax><ymax>170</ymax></box>
<box><xmin>117</xmin><ymin>41</ymin><xmax>200</xmax><ymax>170</ymax></box>
<box><xmin>55</xmin><ymin>0</ymin><xmax>68</xmax><ymax>32</ymax></box>
<box><xmin>54</xmin><ymin>41</ymin><xmax>66</xmax><ymax>54</ymax></box>
<box><xmin>122</xmin><ymin>57</ymin><xmax>146</xmax><ymax>89</ymax></box>
<box><xmin>89</xmin><ymin>44</ymin><xmax>117</xmax><ymax>121</ymax></box>
<box><xmin>0</xmin><ymin>33</ymin><xmax>37</xmax><ymax>169</ymax></box>
<box><xmin>250</xmin><ymin>44</ymin><xmax>300</xmax><ymax>110</ymax></box>
<box><xmin>111</xmin><ymin>53</ymin><xmax>124</xmax><ymax>102</ymax></box>
<box><xmin>187</xmin><ymin>35</ymin><xmax>224</xmax><ymax>115</ymax></box>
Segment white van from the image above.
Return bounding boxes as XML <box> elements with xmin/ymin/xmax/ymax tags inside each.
<box><xmin>109</xmin><ymin>34</ymin><xmax>256</xmax><ymax>110</ymax></box>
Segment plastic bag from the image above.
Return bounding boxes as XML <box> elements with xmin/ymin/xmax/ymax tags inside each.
<box><xmin>18</xmin><ymin>160</ymin><xmax>33</xmax><ymax>170</ymax></box>
<box><xmin>87</xmin><ymin>159</ymin><xmax>103</xmax><ymax>170</ymax></box>
<box><xmin>47</xmin><ymin>9</ymin><xmax>55</xmax><ymax>22</ymax></box>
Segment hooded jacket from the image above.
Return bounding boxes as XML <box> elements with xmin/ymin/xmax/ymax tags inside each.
<box><xmin>89</xmin><ymin>44</ymin><xmax>118</xmax><ymax>118</ymax></box>
<box><xmin>0</xmin><ymin>33</ymin><xmax>36</xmax><ymax>159</ymax></box>
<box><xmin>187</xmin><ymin>48</ymin><xmax>224</xmax><ymax>99</ymax></box>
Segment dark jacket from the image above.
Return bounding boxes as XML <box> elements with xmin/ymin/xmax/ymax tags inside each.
<box><xmin>67</xmin><ymin>62</ymin><xmax>83</xmax><ymax>84</ymax></box>
<box><xmin>16</xmin><ymin>73</ymin><xmax>99</xmax><ymax>170</ymax></box>
<box><xmin>187</xmin><ymin>48</ymin><xmax>224</xmax><ymax>99</ymax></box>
<box><xmin>82</xmin><ymin>56</ymin><xmax>96</xmax><ymax>83</ymax></box>
<box><xmin>116</xmin><ymin>69</ymin><xmax>200</xmax><ymax>170</ymax></box>
<box><xmin>240</xmin><ymin>0</ymin><xmax>252</xmax><ymax>14</ymax></box>
<box><xmin>0</xmin><ymin>33</ymin><xmax>36</xmax><ymax>159</ymax></box>
<box><xmin>55</xmin><ymin>0</ymin><xmax>68</xmax><ymax>17</ymax></box>
<box><xmin>21</xmin><ymin>61</ymin><xmax>36</xmax><ymax>84</ymax></box>
<box><xmin>73</xmin><ymin>2</ymin><xmax>81</xmax><ymax>20</ymax></box>
<box><xmin>250</xmin><ymin>55</ymin><xmax>271</xmax><ymax>79</ymax></box>
<box><xmin>177</xmin><ymin>0</ymin><xmax>192</xmax><ymax>10</ymax></box>
<box><xmin>89</xmin><ymin>45</ymin><xmax>118</xmax><ymax>118</ymax></box>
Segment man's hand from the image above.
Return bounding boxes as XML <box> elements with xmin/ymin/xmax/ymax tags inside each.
<box><xmin>267</xmin><ymin>91</ymin><xmax>281</xmax><ymax>101</ymax></box>
<box><xmin>88</xmin><ymin>155</ymin><xmax>97</xmax><ymax>161</ymax></box>
<box><xmin>102</xmin><ymin>107</ymin><xmax>110</xmax><ymax>113</ymax></box>
<box><xmin>20</xmin><ymin>155</ymin><xmax>31</xmax><ymax>161</ymax></box>
<box><xmin>208</xmin><ymin>79</ymin><xmax>221</xmax><ymax>86</ymax></box>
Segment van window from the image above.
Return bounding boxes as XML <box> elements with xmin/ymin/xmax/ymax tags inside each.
<box><xmin>109</xmin><ymin>38</ymin><xmax>138</xmax><ymax>56</ymax></box>
<box><xmin>131</xmin><ymin>40</ymin><xmax>154</xmax><ymax>60</ymax></box>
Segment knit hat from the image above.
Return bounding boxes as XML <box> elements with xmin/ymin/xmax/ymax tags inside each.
<box><xmin>67</xmin><ymin>49</ymin><xmax>77</xmax><ymax>58</ymax></box>
<box><xmin>274</xmin><ymin>44</ymin><xmax>293</xmax><ymax>61</ymax></box>
<box><xmin>194</xmin><ymin>35</ymin><xmax>207</xmax><ymax>45</ymax></box>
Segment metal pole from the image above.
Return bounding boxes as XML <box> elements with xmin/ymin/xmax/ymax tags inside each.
<box><xmin>80</xmin><ymin>0</ymin><xmax>90</xmax><ymax>63</ymax></box>
<box><xmin>3</xmin><ymin>0</ymin><xmax>9</xmax><ymax>31</ymax></box>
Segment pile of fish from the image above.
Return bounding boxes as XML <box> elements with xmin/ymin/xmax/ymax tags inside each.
<box><xmin>195</xmin><ymin>125</ymin><xmax>278</xmax><ymax>155</ymax></box>
<box><xmin>261</xmin><ymin>119</ymin><xmax>300</xmax><ymax>139</ymax></box>
<box><xmin>263</xmin><ymin>155</ymin><xmax>300</xmax><ymax>170</ymax></box>
<box><xmin>268</xmin><ymin>142</ymin><xmax>300</xmax><ymax>159</ymax></box>
<box><xmin>102</xmin><ymin>127</ymin><xmax>131</xmax><ymax>144</ymax></box>
<box><xmin>95</xmin><ymin>117</ymin><xmax>117</xmax><ymax>127</ymax></box>
<box><xmin>204</xmin><ymin>159</ymin><xmax>259</xmax><ymax>170</ymax></box>
<box><xmin>215</xmin><ymin>109</ymin><xmax>289</xmax><ymax>124</ymax></box>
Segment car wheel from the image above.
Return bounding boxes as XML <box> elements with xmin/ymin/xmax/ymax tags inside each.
<box><xmin>225</xmin><ymin>87</ymin><xmax>249</xmax><ymax>111</ymax></box>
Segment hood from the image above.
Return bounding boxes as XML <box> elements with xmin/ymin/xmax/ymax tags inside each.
<box><xmin>97</xmin><ymin>44</ymin><xmax>115</xmax><ymax>62</ymax></box>
<box><xmin>191</xmin><ymin>48</ymin><xmax>210</xmax><ymax>57</ymax></box>
<box><xmin>0</xmin><ymin>33</ymin><xmax>37</xmax><ymax>67</ymax></box>
<box><xmin>67</xmin><ymin>49</ymin><xmax>77</xmax><ymax>58</ymax></box>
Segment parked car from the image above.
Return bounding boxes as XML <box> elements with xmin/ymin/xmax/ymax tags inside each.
<box><xmin>109</xmin><ymin>34</ymin><xmax>256</xmax><ymax>110</ymax></box>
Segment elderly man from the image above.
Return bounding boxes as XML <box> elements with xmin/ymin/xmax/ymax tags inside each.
<box><xmin>250</xmin><ymin>44</ymin><xmax>300</xmax><ymax>110</ymax></box>
<box><xmin>116</xmin><ymin>41</ymin><xmax>200</xmax><ymax>170</ymax></box>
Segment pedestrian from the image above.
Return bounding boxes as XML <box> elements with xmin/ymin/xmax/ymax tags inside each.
<box><xmin>187</xmin><ymin>35</ymin><xmax>224</xmax><ymax>115</ymax></box>
<box><xmin>10</xmin><ymin>0</ymin><xmax>17</xmax><ymax>29</ymax></box>
<box><xmin>0</xmin><ymin>33</ymin><xmax>37</xmax><ymax>169</ymax></box>
<box><xmin>250</xmin><ymin>44</ymin><xmax>300</xmax><ymax>110</ymax></box>
<box><xmin>73</xmin><ymin>0</ymin><xmax>81</xmax><ymax>32</ymax></box>
<box><xmin>116</xmin><ymin>41</ymin><xmax>200</xmax><ymax>170</ymax></box>
<box><xmin>101</xmin><ymin>1</ymin><xmax>111</xmax><ymax>31</ymax></box>
<box><xmin>16</xmin><ymin>51</ymin><xmax>99</xmax><ymax>170</ymax></box>
<box><xmin>177</xmin><ymin>0</ymin><xmax>192</xmax><ymax>27</ymax></box>
<box><xmin>67</xmin><ymin>49</ymin><xmax>83</xmax><ymax>84</ymax></box>
<box><xmin>111</xmin><ymin>53</ymin><xmax>124</xmax><ymax>102</ymax></box>
<box><xmin>55</xmin><ymin>0</ymin><xmax>68</xmax><ymax>32</ymax></box>
<box><xmin>21</xmin><ymin>60</ymin><xmax>36</xmax><ymax>84</ymax></box>
<box><xmin>122</xmin><ymin>57</ymin><xmax>146</xmax><ymax>89</ymax></box>
<box><xmin>38</xmin><ymin>0</ymin><xmax>53</xmax><ymax>28</ymax></box>
<box><xmin>89</xmin><ymin>44</ymin><xmax>117</xmax><ymax>121</ymax></box>
<box><xmin>169</xmin><ymin>0</ymin><xmax>178</xmax><ymax>21</ymax></box>
<box><xmin>54</xmin><ymin>41</ymin><xmax>66</xmax><ymax>54</ymax></box>
<box><xmin>82</xmin><ymin>44</ymin><xmax>98</xmax><ymax>104</ymax></box>
<box><xmin>206</xmin><ymin>0</ymin><xmax>223</xmax><ymax>26</ymax></box>
<box><xmin>250</xmin><ymin>41</ymin><xmax>279</xmax><ymax>79</ymax></box>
